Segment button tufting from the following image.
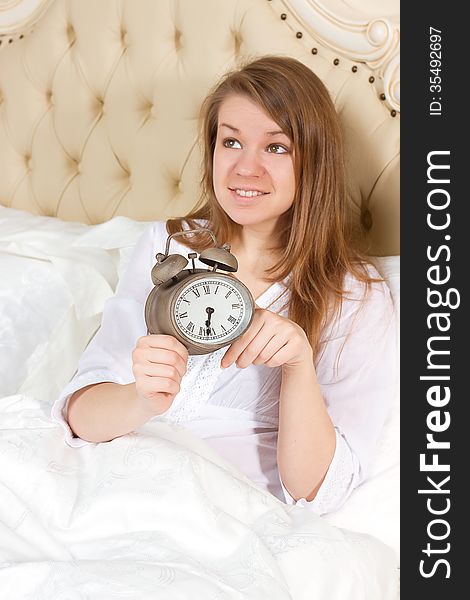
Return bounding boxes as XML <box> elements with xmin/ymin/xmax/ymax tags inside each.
<box><xmin>361</xmin><ymin>210</ymin><xmax>373</xmax><ymax>231</ymax></box>
<box><xmin>46</xmin><ymin>90</ymin><xmax>53</xmax><ymax>104</ymax></box>
<box><xmin>233</xmin><ymin>31</ymin><xmax>242</xmax><ymax>55</ymax></box>
<box><xmin>121</xmin><ymin>29</ymin><xmax>128</xmax><ymax>46</ymax></box>
<box><xmin>66</xmin><ymin>24</ymin><xmax>76</xmax><ymax>44</ymax></box>
<box><xmin>145</xmin><ymin>101</ymin><xmax>154</xmax><ymax>118</ymax></box>
<box><xmin>25</xmin><ymin>155</ymin><xmax>32</xmax><ymax>170</ymax></box>
<box><xmin>174</xmin><ymin>28</ymin><xmax>182</xmax><ymax>50</ymax></box>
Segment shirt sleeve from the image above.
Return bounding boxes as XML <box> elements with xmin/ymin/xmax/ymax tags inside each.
<box><xmin>280</xmin><ymin>269</ymin><xmax>398</xmax><ymax>514</ymax></box>
<box><xmin>51</xmin><ymin>221</ymin><xmax>164</xmax><ymax>447</ymax></box>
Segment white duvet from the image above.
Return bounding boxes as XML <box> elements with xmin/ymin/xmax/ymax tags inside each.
<box><xmin>0</xmin><ymin>207</ymin><xmax>400</xmax><ymax>598</ymax></box>
<box><xmin>0</xmin><ymin>395</ymin><xmax>397</xmax><ymax>599</ymax></box>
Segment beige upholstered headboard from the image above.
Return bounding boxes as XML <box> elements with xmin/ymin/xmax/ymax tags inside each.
<box><xmin>0</xmin><ymin>0</ymin><xmax>399</xmax><ymax>256</ymax></box>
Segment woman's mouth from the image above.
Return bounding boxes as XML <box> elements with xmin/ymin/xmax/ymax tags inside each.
<box><xmin>229</xmin><ymin>187</ymin><xmax>269</xmax><ymax>199</ymax></box>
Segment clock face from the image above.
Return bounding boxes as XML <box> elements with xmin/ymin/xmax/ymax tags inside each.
<box><xmin>174</xmin><ymin>277</ymin><xmax>249</xmax><ymax>345</ymax></box>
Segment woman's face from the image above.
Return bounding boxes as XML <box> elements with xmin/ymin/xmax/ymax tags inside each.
<box><xmin>212</xmin><ymin>94</ymin><xmax>296</xmax><ymax>231</ymax></box>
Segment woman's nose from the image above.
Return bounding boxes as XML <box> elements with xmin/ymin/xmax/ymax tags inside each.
<box><xmin>235</xmin><ymin>150</ymin><xmax>265</xmax><ymax>177</ymax></box>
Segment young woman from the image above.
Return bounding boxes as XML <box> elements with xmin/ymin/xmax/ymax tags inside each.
<box><xmin>52</xmin><ymin>56</ymin><xmax>397</xmax><ymax>513</ymax></box>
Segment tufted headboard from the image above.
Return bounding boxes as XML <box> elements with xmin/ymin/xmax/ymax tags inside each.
<box><xmin>0</xmin><ymin>0</ymin><xmax>399</xmax><ymax>256</ymax></box>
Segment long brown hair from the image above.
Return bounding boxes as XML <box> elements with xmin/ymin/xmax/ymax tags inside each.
<box><xmin>167</xmin><ymin>56</ymin><xmax>379</xmax><ymax>358</ymax></box>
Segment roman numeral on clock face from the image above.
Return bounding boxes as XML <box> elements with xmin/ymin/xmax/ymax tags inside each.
<box><xmin>176</xmin><ymin>280</ymin><xmax>246</xmax><ymax>343</ymax></box>
<box><xmin>199</xmin><ymin>326</ymin><xmax>216</xmax><ymax>337</ymax></box>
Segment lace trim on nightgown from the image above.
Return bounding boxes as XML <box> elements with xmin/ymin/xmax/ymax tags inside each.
<box><xmin>162</xmin><ymin>282</ymin><xmax>289</xmax><ymax>425</ymax></box>
<box><xmin>163</xmin><ymin>348</ymin><xmax>226</xmax><ymax>423</ymax></box>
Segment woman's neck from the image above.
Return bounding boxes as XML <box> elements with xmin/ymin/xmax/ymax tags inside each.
<box><xmin>231</xmin><ymin>219</ymin><xmax>279</xmax><ymax>252</ymax></box>
<box><xmin>229</xmin><ymin>226</ymin><xmax>281</xmax><ymax>279</ymax></box>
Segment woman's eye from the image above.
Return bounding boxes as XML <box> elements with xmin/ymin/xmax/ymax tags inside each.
<box><xmin>267</xmin><ymin>143</ymin><xmax>288</xmax><ymax>154</ymax></box>
<box><xmin>223</xmin><ymin>138</ymin><xmax>241</xmax><ymax>149</ymax></box>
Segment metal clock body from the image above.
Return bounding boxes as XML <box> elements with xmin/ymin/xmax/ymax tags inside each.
<box><xmin>144</xmin><ymin>228</ymin><xmax>255</xmax><ymax>355</ymax></box>
<box><xmin>145</xmin><ymin>270</ymin><xmax>254</xmax><ymax>355</ymax></box>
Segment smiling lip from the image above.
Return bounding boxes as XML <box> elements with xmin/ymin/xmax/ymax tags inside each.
<box><xmin>229</xmin><ymin>187</ymin><xmax>269</xmax><ymax>198</ymax></box>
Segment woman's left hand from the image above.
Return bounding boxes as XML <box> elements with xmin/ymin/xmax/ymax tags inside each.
<box><xmin>220</xmin><ymin>308</ymin><xmax>313</xmax><ymax>370</ymax></box>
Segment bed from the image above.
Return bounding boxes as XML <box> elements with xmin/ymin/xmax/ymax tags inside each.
<box><xmin>0</xmin><ymin>0</ymin><xmax>400</xmax><ymax>597</ymax></box>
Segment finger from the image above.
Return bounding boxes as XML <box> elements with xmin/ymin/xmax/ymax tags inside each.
<box><xmin>132</xmin><ymin>346</ymin><xmax>187</xmax><ymax>379</ymax></box>
<box><xmin>252</xmin><ymin>335</ymin><xmax>288</xmax><ymax>366</ymax></box>
<box><xmin>144</xmin><ymin>348</ymin><xmax>187</xmax><ymax>378</ymax></box>
<box><xmin>221</xmin><ymin>313</ymin><xmax>265</xmax><ymax>368</ymax></box>
<box><xmin>236</xmin><ymin>331</ymin><xmax>280</xmax><ymax>369</ymax></box>
<box><xmin>143</xmin><ymin>334</ymin><xmax>189</xmax><ymax>361</ymax></box>
<box><xmin>263</xmin><ymin>341</ymin><xmax>293</xmax><ymax>368</ymax></box>
<box><xmin>134</xmin><ymin>362</ymin><xmax>182</xmax><ymax>382</ymax></box>
<box><xmin>144</xmin><ymin>376</ymin><xmax>180</xmax><ymax>396</ymax></box>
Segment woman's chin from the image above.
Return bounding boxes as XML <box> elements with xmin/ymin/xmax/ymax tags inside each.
<box><xmin>229</xmin><ymin>215</ymin><xmax>277</xmax><ymax>231</ymax></box>
<box><xmin>225</xmin><ymin>210</ymin><xmax>271</xmax><ymax>227</ymax></box>
<box><xmin>217</xmin><ymin>199</ymin><xmax>279</xmax><ymax>228</ymax></box>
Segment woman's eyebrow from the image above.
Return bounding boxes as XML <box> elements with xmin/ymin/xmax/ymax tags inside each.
<box><xmin>219</xmin><ymin>123</ymin><xmax>239</xmax><ymax>132</ymax></box>
<box><xmin>219</xmin><ymin>123</ymin><xmax>286</xmax><ymax>136</ymax></box>
<box><xmin>266</xmin><ymin>130</ymin><xmax>286</xmax><ymax>137</ymax></box>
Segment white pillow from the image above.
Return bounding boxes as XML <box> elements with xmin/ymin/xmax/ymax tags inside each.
<box><xmin>371</xmin><ymin>255</ymin><xmax>400</xmax><ymax>316</ymax></box>
<box><xmin>324</xmin><ymin>256</ymin><xmax>400</xmax><ymax>560</ymax></box>
<box><xmin>0</xmin><ymin>207</ymin><xmax>148</xmax><ymax>401</ymax></box>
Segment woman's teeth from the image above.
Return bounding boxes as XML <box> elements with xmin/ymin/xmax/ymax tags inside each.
<box><xmin>234</xmin><ymin>189</ymin><xmax>264</xmax><ymax>198</ymax></box>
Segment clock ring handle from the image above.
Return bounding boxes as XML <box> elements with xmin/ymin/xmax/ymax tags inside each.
<box><xmin>163</xmin><ymin>228</ymin><xmax>219</xmax><ymax>255</ymax></box>
<box><xmin>164</xmin><ymin>228</ymin><xmax>238</xmax><ymax>273</ymax></box>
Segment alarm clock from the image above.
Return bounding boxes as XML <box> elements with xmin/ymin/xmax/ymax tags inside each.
<box><xmin>144</xmin><ymin>228</ymin><xmax>255</xmax><ymax>355</ymax></box>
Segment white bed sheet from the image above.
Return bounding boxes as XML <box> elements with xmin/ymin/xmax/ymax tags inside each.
<box><xmin>0</xmin><ymin>207</ymin><xmax>400</xmax><ymax>597</ymax></box>
<box><xmin>0</xmin><ymin>393</ymin><xmax>400</xmax><ymax>599</ymax></box>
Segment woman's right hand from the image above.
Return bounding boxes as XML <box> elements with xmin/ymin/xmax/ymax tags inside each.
<box><xmin>132</xmin><ymin>334</ymin><xmax>189</xmax><ymax>416</ymax></box>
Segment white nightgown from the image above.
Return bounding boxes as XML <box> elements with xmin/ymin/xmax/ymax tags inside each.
<box><xmin>51</xmin><ymin>221</ymin><xmax>398</xmax><ymax>514</ymax></box>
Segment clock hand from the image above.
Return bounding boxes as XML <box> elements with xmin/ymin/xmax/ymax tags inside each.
<box><xmin>205</xmin><ymin>306</ymin><xmax>214</xmax><ymax>333</ymax></box>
